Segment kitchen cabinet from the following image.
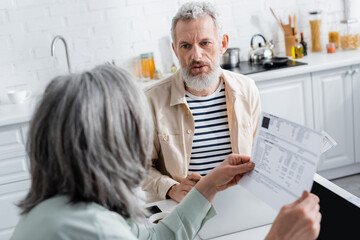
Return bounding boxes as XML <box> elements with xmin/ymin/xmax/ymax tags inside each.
<box><xmin>0</xmin><ymin>180</ymin><xmax>30</xmax><ymax>240</ymax></box>
<box><xmin>0</xmin><ymin>122</ymin><xmax>30</xmax><ymax>240</ymax></box>
<box><xmin>255</xmin><ymin>73</ymin><xmax>314</xmax><ymax>128</ymax></box>
<box><xmin>352</xmin><ymin>64</ymin><xmax>360</xmax><ymax>164</ymax></box>
<box><xmin>312</xmin><ymin>65</ymin><xmax>360</xmax><ymax>179</ymax></box>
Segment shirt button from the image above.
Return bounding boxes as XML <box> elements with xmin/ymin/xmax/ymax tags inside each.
<box><xmin>163</xmin><ymin>136</ymin><xmax>169</xmax><ymax>142</ymax></box>
<box><xmin>187</xmin><ymin>129</ymin><xmax>192</xmax><ymax>134</ymax></box>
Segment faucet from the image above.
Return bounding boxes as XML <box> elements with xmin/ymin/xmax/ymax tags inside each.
<box><xmin>51</xmin><ymin>35</ymin><xmax>71</xmax><ymax>73</ymax></box>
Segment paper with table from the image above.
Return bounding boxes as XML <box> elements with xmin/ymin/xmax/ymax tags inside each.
<box><xmin>239</xmin><ymin>112</ymin><xmax>337</xmax><ymax>211</ymax></box>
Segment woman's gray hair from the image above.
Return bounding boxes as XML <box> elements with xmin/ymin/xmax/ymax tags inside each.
<box><xmin>18</xmin><ymin>64</ymin><xmax>153</xmax><ymax>220</ymax></box>
<box><xmin>171</xmin><ymin>1</ymin><xmax>223</xmax><ymax>41</ymax></box>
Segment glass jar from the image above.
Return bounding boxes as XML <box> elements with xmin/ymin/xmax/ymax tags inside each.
<box><xmin>328</xmin><ymin>13</ymin><xmax>340</xmax><ymax>49</ymax></box>
<box><xmin>140</xmin><ymin>53</ymin><xmax>150</xmax><ymax>81</ymax></box>
<box><xmin>148</xmin><ymin>52</ymin><xmax>155</xmax><ymax>79</ymax></box>
<box><xmin>340</xmin><ymin>19</ymin><xmax>359</xmax><ymax>50</ymax></box>
<box><xmin>309</xmin><ymin>11</ymin><xmax>322</xmax><ymax>52</ymax></box>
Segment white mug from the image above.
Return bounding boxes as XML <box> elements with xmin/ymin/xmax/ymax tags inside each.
<box><xmin>7</xmin><ymin>89</ymin><xmax>31</xmax><ymax>104</ymax></box>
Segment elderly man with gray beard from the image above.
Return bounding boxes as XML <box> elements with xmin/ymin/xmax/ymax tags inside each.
<box><xmin>143</xmin><ymin>2</ymin><xmax>261</xmax><ymax>203</ymax></box>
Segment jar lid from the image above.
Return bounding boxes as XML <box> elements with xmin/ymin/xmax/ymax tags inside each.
<box><xmin>340</xmin><ymin>18</ymin><xmax>358</xmax><ymax>24</ymax></box>
<box><xmin>140</xmin><ymin>53</ymin><xmax>150</xmax><ymax>59</ymax></box>
<box><xmin>309</xmin><ymin>11</ymin><xmax>321</xmax><ymax>15</ymax></box>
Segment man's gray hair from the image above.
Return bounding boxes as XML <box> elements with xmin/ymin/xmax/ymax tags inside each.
<box><xmin>18</xmin><ymin>64</ymin><xmax>153</xmax><ymax>220</ymax></box>
<box><xmin>171</xmin><ymin>1</ymin><xmax>223</xmax><ymax>41</ymax></box>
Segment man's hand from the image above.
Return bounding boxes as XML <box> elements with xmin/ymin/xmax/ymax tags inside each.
<box><xmin>167</xmin><ymin>173</ymin><xmax>202</xmax><ymax>202</ymax></box>
<box><xmin>265</xmin><ymin>191</ymin><xmax>321</xmax><ymax>240</ymax></box>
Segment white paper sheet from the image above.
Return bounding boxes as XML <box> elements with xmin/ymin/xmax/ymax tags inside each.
<box><xmin>239</xmin><ymin>112</ymin><xmax>323</xmax><ymax>211</ymax></box>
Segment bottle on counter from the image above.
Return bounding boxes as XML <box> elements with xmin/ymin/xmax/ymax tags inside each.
<box><xmin>171</xmin><ymin>62</ymin><xmax>177</xmax><ymax>73</ymax></box>
<box><xmin>300</xmin><ymin>32</ymin><xmax>308</xmax><ymax>56</ymax></box>
<box><xmin>291</xmin><ymin>39</ymin><xmax>304</xmax><ymax>59</ymax></box>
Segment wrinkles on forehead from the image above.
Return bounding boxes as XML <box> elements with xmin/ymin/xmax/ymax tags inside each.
<box><xmin>173</xmin><ymin>15</ymin><xmax>218</xmax><ymax>47</ymax></box>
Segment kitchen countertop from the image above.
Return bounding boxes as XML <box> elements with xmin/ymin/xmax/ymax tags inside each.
<box><xmin>1</xmin><ymin>49</ymin><xmax>360</xmax><ymax>127</ymax></box>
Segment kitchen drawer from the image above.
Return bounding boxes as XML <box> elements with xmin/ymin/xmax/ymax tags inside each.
<box><xmin>0</xmin><ymin>180</ymin><xmax>31</xmax><ymax>240</ymax></box>
<box><xmin>0</xmin><ymin>124</ymin><xmax>29</xmax><ymax>185</ymax></box>
<box><xmin>0</xmin><ymin>153</ymin><xmax>30</xmax><ymax>185</ymax></box>
<box><xmin>0</xmin><ymin>124</ymin><xmax>25</xmax><ymax>157</ymax></box>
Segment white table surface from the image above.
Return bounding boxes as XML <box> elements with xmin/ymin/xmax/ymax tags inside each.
<box><xmin>144</xmin><ymin>196</ymin><xmax>271</xmax><ymax>240</ymax></box>
<box><xmin>143</xmin><ymin>173</ymin><xmax>360</xmax><ymax>239</ymax></box>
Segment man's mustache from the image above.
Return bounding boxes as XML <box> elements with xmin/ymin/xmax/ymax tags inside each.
<box><xmin>189</xmin><ymin>61</ymin><xmax>210</xmax><ymax>67</ymax></box>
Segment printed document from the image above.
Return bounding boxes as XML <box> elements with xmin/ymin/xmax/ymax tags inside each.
<box><xmin>239</xmin><ymin>112</ymin><xmax>323</xmax><ymax>211</ymax></box>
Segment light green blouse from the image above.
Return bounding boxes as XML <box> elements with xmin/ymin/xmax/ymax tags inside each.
<box><xmin>11</xmin><ymin>188</ymin><xmax>216</xmax><ymax>240</ymax></box>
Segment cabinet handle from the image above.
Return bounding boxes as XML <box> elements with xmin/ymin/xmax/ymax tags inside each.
<box><xmin>352</xmin><ymin>69</ymin><xmax>360</xmax><ymax>75</ymax></box>
<box><xmin>346</xmin><ymin>69</ymin><xmax>353</xmax><ymax>75</ymax></box>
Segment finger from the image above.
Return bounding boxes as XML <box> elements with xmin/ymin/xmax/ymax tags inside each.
<box><xmin>292</xmin><ymin>190</ymin><xmax>309</xmax><ymax>206</ymax></box>
<box><xmin>183</xmin><ymin>177</ymin><xmax>200</xmax><ymax>186</ymax></box>
<box><xmin>228</xmin><ymin>161</ymin><xmax>255</xmax><ymax>176</ymax></box>
<box><xmin>229</xmin><ymin>154</ymin><xmax>251</xmax><ymax>165</ymax></box>
<box><xmin>234</xmin><ymin>174</ymin><xmax>244</xmax><ymax>183</ymax></box>
<box><xmin>187</xmin><ymin>173</ymin><xmax>202</xmax><ymax>182</ymax></box>
<box><xmin>300</xmin><ymin>193</ymin><xmax>320</xmax><ymax>210</ymax></box>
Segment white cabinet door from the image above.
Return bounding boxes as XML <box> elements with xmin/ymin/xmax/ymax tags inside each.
<box><xmin>256</xmin><ymin>73</ymin><xmax>314</xmax><ymax>128</ymax></box>
<box><xmin>352</xmin><ymin>64</ymin><xmax>360</xmax><ymax>163</ymax></box>
<box><xmin>312</xmin><ymin>66</ymin><xmax>355</xmax><ymax>171</ymax></box>
<box><xmin>0</xmin><ymin>124</ymin><xmax>29</xmax><ymax>185</ymax></box>
<box><xmin>0</xmin><ymin>180</ymin><xmax>30</xmax><ymax>240</ymax></box>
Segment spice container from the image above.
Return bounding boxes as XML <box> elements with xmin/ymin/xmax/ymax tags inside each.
<box><xmin>327</xmin><ymin>43</ymin><xmax>336</xmax><ymax>53</ymax></box>
<box><xmin>309</xmin><ymin>11</ymin><xmax>322</xmax><ymax>52</ymax></box>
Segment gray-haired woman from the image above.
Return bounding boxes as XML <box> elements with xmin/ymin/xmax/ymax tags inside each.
<box><xmin>11</xmin><ymin>65</ymin><xmax>320</xmax><ymax>240</ymax></box>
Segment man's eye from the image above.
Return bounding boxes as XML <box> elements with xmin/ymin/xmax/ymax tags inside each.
<box><xmin>202</xmin><ymin>41</ymin><xmax>210</xmax><ymax>46</ymax></box>
<box><xmin>181</xmin><ymin>44</ymin><xmax>190</xmax><ymax>49</ymax></box>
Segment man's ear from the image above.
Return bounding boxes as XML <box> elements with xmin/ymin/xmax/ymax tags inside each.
<box><xmin>172</xmin><ymin>43</ymin><xmax>178</xmax><ymax>58</ymax></box>
<box><xmin>220</xmin><ymin>34</ymin><xmax>229</xmax><ymax>54</ymax></box>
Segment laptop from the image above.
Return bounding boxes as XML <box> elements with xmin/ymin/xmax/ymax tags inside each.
<box><xmin>197</xmin><ymin>184</ymin><xmax>278</xmax><ymax>239</ymax></box>
<box><xmin>311</xmin><ymin>173</ymin><xmax>360</xmax><ymax>240</ymax></box>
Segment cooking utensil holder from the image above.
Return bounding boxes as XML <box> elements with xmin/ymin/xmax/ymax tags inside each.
<box><xmin>284</xmin><ymin>35</ymin><xmax>298</xmax><ymax>57</ymax></box>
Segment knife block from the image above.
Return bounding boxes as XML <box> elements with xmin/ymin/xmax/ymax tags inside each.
<box><xmin>284</xmin><ymin>35</ymin><xmax>298</xmax><ymax>57</ymax></box>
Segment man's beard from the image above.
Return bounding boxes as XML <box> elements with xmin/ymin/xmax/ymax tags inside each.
<box><xmin>181</xmin><ymin>61</ymin><xmax>222</xmax><ymax>92</ymax></box>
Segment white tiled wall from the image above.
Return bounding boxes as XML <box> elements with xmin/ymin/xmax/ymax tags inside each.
<box><xmin>0</xmin><ymin>0</ymin><xmax>359</xmax><ymax>101</ymax></box>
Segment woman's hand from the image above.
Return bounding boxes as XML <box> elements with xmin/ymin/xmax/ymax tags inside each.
<box><xmin>265</xmin><ymin>191</ymin><xmax>321</xmax><ymax>240</ymax></box>
<box><xmin>195</xmin><ymin>154</ymin><xmax>255</xmax><ymax>202</ymax></box>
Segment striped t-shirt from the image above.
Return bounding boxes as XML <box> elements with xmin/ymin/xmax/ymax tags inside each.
<box><xmin>186</xmin><ymin>80</ymin><xmax>232</xmax><ymax>176</ymax></box>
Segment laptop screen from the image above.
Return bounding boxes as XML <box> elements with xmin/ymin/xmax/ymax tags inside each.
<box><xmin>310</xmin><ymin>179</ymin><xmax>360</xmax><ymax>239</ymax></box>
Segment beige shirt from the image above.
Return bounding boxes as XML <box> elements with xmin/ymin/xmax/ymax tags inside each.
<box><xmin>143</xmin><ymin>70</ymin><xmax>261</xmax><ymax>202</ymax></box>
